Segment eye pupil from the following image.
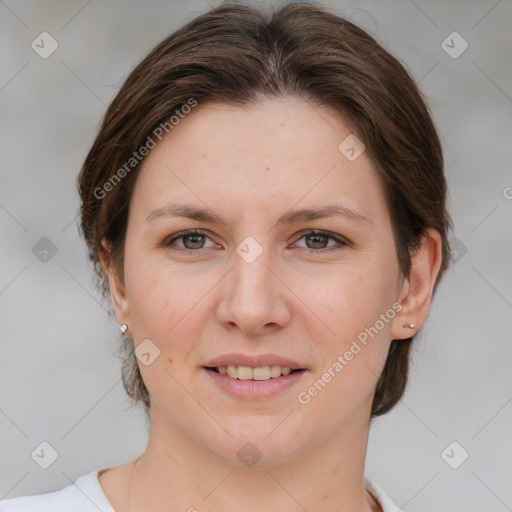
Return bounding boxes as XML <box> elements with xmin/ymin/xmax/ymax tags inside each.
<box><xmin>307</xmin><ymin>234</ymin><xmax>328</xmax><ymax>249</ymax></box>
<box><xmin>184</xmin><ymin>234</ymin><xmax>205</xmax><ymax>249</ymax></box>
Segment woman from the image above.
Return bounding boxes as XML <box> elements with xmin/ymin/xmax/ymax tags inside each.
<box><xmin>0</xmin><ymin>1</ymin><xmax>452</xmax><ymax>511</ymax></box>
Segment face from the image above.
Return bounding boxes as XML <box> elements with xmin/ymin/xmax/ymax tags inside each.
<box><xmin>108</xmin><ymin>98</ymin><xmax>411</xmax><ymax>464</ymax></box>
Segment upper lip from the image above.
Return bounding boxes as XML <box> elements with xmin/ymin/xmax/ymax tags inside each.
<box><xmin>204</xmin><ymin>353</ymin><xmax>306</xmax><ymax>370</ymax></box>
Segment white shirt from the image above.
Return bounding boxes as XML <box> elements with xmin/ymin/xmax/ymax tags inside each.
<box><xmin>0</xmin><ymin>467</ymin><xmax>401</xmax><ymax>511</ymax></box>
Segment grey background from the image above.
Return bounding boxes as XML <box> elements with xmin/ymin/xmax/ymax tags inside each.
<box><xmin>1</xmin><ymin>0</ymin><xmax>511</xmax><ymax>510</ymax></box>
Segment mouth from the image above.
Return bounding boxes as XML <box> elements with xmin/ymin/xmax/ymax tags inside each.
<box><xmin>201</xmin><ymin>354</ymin><xmax>308</xmax><ymax>398</ymax></box>
<box><xmin>202</xmin><ymin>360</ymin><xmax>307</xmax><ymax>399</ymax></box>
<box><xmin>204</xmin><ymin>365</ymin><xmax>304</xmax><ymax>381</ymax></box>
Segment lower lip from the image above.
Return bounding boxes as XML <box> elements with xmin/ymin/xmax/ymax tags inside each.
<box><xmin>203</xmin><ymin>368</ymin><xmax>307</xmax><ymax>399</ymax></box>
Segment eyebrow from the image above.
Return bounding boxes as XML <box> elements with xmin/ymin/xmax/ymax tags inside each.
<box><xmin>145</xmin><ymin>203</ymin><xmax>370</xmax><ymax>229</ymax></box>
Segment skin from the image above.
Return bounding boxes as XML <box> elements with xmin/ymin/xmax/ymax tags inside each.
<box><xmin>99</xmin><ymin>97</ymin><xmax>442</xmax><ymax>512</ymax></box>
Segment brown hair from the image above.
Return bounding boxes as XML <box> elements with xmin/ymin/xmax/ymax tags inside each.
<box><xmin>78</xmin><ymin>0</ymin><xmax>453</xmax><ymax>418</ymax></box>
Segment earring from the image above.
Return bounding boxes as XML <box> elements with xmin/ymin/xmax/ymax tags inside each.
<box><xmin>120</xmin><ymin>324</ymin><xmax>128</xmax><ymax>334</ymax></box>
<box><xmin>403</xmin><ymin>323</ymin><xmax>415</xmax><ymax>329</ymax></box>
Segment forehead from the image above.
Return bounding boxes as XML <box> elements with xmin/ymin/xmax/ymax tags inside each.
<box><xmin>131</xmin><ymin>98</ymin><xmax>388</xmax><ymax>228</ymax></box>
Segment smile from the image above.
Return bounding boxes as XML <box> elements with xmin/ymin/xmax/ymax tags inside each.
<box><xmin>208</xmin><ymin>365</ymin><xmax>298</xmax><ymax>380</ymax></box>
<box><xmin>202</xmin><ymin>366</ymin><xmax>307</xmax><ymax>399</ymax></box>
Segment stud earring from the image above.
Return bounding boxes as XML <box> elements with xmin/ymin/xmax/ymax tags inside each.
<box><xmin>120</xmin><ymin>324</ymin><xmax>128</xmax><ymax>334</ymax></box>
<box><xmin>403</xmin><ymin>323</ymin><xmax>415</xmax><ymax>329</ymax></box>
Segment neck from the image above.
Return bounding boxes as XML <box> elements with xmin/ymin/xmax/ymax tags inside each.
<box><xmin>128</xmin><ymin>403</ymin><xmax>381</xmax><ymax>512</ymax></box>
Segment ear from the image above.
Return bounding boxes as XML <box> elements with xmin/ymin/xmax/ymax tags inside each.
<box><xmin>99</xmin><ymin>237</ymin><xmax>130</xmax><ymax>329</ymax></box>
<box><xmin>391</xmin><ymin>228</ymin><xmax>443</xmax><ymax>340</ymax></box>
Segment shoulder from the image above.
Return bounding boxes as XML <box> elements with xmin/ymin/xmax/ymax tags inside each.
<box><xmin>0</xmin><ymin>469</ymin><xmax>115</xmax><ymax>512</ymax></box>
<box><xmin>365</xmin><ymin>478</ymin><xmax>401</xmax><ymax>512</ymax></box>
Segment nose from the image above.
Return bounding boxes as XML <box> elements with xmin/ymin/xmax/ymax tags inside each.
<box><xmin>216</xmin><ymin>246</ymin><xmax>292</xmax><ymax>336</ymax></box>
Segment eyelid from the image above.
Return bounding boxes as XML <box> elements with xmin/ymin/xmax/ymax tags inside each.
<box><xmin>291</xmin><ymin>229</ymin><xmax>349</xmax><ymax>251</ymax></box>
<box><xmin>163</xmin><ymin>228</ymin><xmax>349</xmax><ymax>253</ymax></box>
<box><xmin>163</xmin><ymin>229</ymin><xmax>217</xmax><ymax>250</ymax></box>
<box><xmin>293</xmin><ymin>228</ymin><xmax>347</xmax><ymax>242</ymax></box>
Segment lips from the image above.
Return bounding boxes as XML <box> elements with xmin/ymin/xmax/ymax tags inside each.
<box><xmin>203</xmin><ymin>353</ymin><xmax>305</xmax><ymax>370</ymax></box>
<box><xmin>201</xmin><ymin>353</ymin><xmax>307</xmax><ymax>398</ymax></box>
<box><xmin>203</xmin><ymin>366</ymin><xmax>306</xmax><ymax>398</ymax></box>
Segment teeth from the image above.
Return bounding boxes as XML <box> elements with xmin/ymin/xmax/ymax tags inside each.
<box><xmin>270</xmin><ymin>365</ymin><xmax>282</xmax><ymax>378</ymax></box>
<box><xmin>237</xmin><ymin>366</ymin><xmax>253</xmax><ymax>380</ymax></box>
<box><xmin>253</xmin><ymin>366</ymin><xmax>270</xmax><ymax>380</ymax></box>
<box><xmin>216</xmin><ymin>365</ymin><xmax>294</xmax><ymax>380</ymax></box>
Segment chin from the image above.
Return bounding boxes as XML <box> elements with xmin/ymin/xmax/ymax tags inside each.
<box><xmin>201</xmin><ymin>416</ymin><xmax>308</xmax><ymax>467</ymax></box>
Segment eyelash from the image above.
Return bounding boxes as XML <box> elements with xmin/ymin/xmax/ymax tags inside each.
<box><xmin>163</xmin><ymin>229</ymin><xmax>349</xmax><ymax>255</ymax></box>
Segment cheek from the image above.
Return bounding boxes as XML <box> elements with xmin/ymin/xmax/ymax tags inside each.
<box><xmin>124</xmin><ymin>248</ymin><xmax>216</xmax><ymax>362</ymax></box>
<box><xmin>296</xmin><ymin>266</ymin><xmax>395</xmax><ymax>419</ymax></box>
<box><xmin>123</xmin><ymin>245</ymin><xmax>184</xmax><ymax>343</ymax></box>
<box><xmin>295</xmin><ymin>259</ymin><xmax>392</xmax><ymax>337</ymax></box>
<box><xmin>123</xmin><ymin>252</ymin><xmax>206</xmax><ymax>399</ymax></box>
<box><xmin>296</xmin><ymin>258</ymin><xmax>397</xmax><ymax>386</ymax></box>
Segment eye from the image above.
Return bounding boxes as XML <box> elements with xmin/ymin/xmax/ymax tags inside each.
<box><xmin>293</xmin><ymin>230</ymin><xmax>348</xmax><ymax>252</ymax></box>
<box><xmin>163</xmin><ymin>229</ymin><xmax>216</xmax><ymax>253</ymax></box>
<box><xmin>163</xmin><ymin>229</ymin><xmax>348</xmax><ymax>255</ymax></box>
